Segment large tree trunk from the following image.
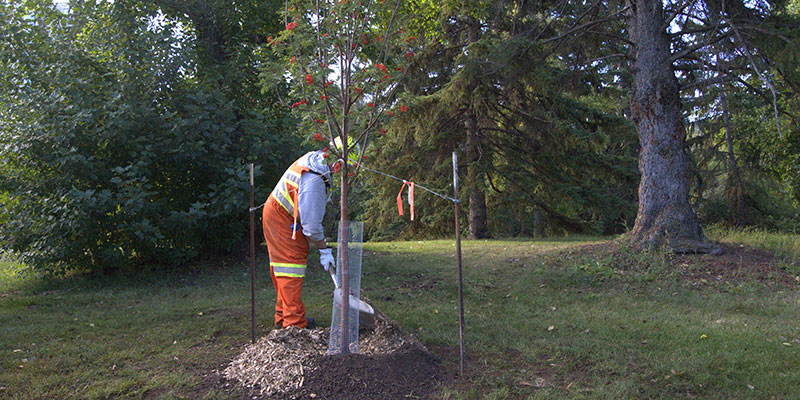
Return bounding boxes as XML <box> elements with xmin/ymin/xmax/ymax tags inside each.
<box><xmin>625</xmin><ymin>0</ymin><xmax>715</xmax><ymax>252</ymax></box>
<box><xmin>468</xmin><ymin>187</ymin><xmax>488</xmax><ymax>239</ymax></box>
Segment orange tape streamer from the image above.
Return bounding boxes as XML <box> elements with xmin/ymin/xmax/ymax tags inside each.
<box><xmin>396</xmin><ymin>182</ymin><xmax>406</xmax><ymax>216</ymax></box>
<box><xmin>397</xmin><ymin>181</ymin><xmax>415</xmax><ymax>221</ymax></box>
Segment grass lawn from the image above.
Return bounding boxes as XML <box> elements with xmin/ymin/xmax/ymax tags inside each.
<box><xmin>1</xmin><ymin>232</ymin><xmax>799</xmax><ymax>399</ymax></box>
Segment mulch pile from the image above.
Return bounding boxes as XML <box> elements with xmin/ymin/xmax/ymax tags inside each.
<box><xmin>222</xmin><ymin>302</ymin><xmax>441</xmax><ymax>400</ymax></box>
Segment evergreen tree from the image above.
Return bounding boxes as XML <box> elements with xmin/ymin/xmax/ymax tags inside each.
<box><xmin>359</xmin><ymin>0</ymin><xmax>639</xmax><ymax>239</ymax></box>
<box><xmin>623</xmin><ymin>0</ymin><xmax>798</xmax><ymax>248</ymax></box>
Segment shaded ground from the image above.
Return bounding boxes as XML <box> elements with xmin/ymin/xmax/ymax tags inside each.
<box><xmin>673</xmin><ymin>243</ymin><xmax>799</xmax><ymax>286</ymax></box>
<box><xmin>5</xmin><ymin>237</ymin><xmax>800</xmax><ymax>399</ymax></box>
<box><xmin>201</xmin><ymin>239</ymin><xmax>798</xmax><ymax>399</ymax></box>
<box><xmin>576</xmin><ymin>241</ymin><xmax>799</xmax><ymax>287</ymax></box>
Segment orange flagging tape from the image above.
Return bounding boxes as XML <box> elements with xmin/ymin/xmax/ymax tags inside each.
<box><xmin>396</xmin><ymin>182</ymin><xmax>406</xmax><ymax>216</ymax></box>
<box><xmin>409</xmin><ymin>182</ymin><xmax>415</xmax><ymax>221</ymax></box>
<box><xmin>397</xmin><ymin>181</ymin><xmax>415</xmax><ymax>221</ymax></box>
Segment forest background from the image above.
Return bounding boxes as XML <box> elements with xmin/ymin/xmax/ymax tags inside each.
<box><xmin>1</xmin><ymin>0</ymin><xmax>799</xmax><ymax>275</ymax></box>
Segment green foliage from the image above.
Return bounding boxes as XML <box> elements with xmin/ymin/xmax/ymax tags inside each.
<box><xmin>357</xmin><ymin>2</ymin><xmax>639</xmax><ymax>240</ymax></box>
<box><xmin>674</xmin><ymin>0</ymin><xmax>800</xmax><ymax>232</ymax></box>
<box><xmin>1</xmin><ymin>0</ymin><xmax>799</xmax><ymax>275</ymax></box>
<box><xmin>0</xmin><ymin>1</ymin><xmax>297</xmax><ymax>274</ymax></box>
<box><xmin>257</xmin><ymin>0</ymin><xmax>425</xmax><ymax>244</ymax></box>
<box><xmin>687</xmin><ymin>84</ymin><xmax>800</xmax><ymax>231</ymax></box>
<box><xmin>259</xmin><ymin>0</ymin><xmax>419</xmax><ymax>158</ymax></box>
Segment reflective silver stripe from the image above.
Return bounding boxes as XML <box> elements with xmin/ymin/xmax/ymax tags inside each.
<box><xmin>285</xmin><ymin>170</ymin><xmax>302</xmax><ymax>185</ymax></box>
<box><xmin>283</xmin><ymin>169</ymin><xmax>301</xmax><ymax>183</ymax></box>
<box><xmin>269</xmin><ymin>164</ymin><xmax>306</xmax><ymax>217</ymax></box>
<box><xmin>272</xmin><ymin>265</ymin><xmax>306</xmax><ymax>277</ymax></box>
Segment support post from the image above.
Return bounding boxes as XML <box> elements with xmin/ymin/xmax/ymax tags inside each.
<box><xmin>249</xmin><ymin>163</ymin><xmax>256</xmax><ymax>344</ymax></box>
<box><xmin>453</xmin><ymin>152</ymin><xmax>465</xmax><ymax>375</ymax></box>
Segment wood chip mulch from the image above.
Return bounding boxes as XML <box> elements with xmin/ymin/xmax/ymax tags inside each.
<box><xmin>222</xmin><ymin>304</ymin><xmax>441</xmax><ymax>399</ymax></box>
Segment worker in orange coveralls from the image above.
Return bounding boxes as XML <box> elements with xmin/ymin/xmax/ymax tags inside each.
<box><xmin>262</xmin><ymin>147</ymin><xmax>335</xmax><ymax>329</ymax></box>
<box><xmin>263</xmin><ymin>136</ymin><xmax>362</xmax><ymax>329</ymax></box>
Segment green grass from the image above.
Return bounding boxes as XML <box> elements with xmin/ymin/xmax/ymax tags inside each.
<box><xmin>1</xmin><ymin>236</ymin><xmax>799</xmax><ymax>399</ymax></box>
<box><xmin>0</xmin><ymin>255</ymin><xmax>26</xmax><ymax>294</ymax></box>
<box><xmin>362</xmin><ymin>239</ymin><xmax>800</xmax><ymax>399</ymax></box>
<box><xmin>708</xmin><ymin>225</ymin><xmax>800</xmax><ymax>262</ymax></box>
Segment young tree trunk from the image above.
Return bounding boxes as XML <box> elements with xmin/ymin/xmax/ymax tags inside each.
<box><xmin>464</xmin><ymin>18</ymin><xmax>488</xmax><ymax>240</ymax></box>
<box><xmin>722</xmin><ymin>94</ymin><xmax>745</xmax><ymax>225</ymax></box>
<box><xmin>533</xmin><ymin>207</ymin><xmax>546</xmax><ymax>238</ymax></box>
<box><xmin>625</xmin><ymin>0</ymin><xmax>715</xmax><ymax>252</ymax></box>
<box><xmin>465</xmin><ymin>108</ymin><xmax>488</xmax><ymax>239</ymax></box>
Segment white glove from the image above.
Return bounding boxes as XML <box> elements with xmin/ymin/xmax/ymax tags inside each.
<box><xmin>319</xmin><ymin>248</ymin><xmax>335</xmax><ymax>272</ymax></box>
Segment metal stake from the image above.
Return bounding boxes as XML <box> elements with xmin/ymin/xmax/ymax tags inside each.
<box><xmin>249</xmin><ymin>163</ymin><xmax>256</xmax><ymax>344</ymax></box>
<box><xmin>453</xmin><ymin>152</ymin><xmax>465</xmax><ymax>375</ymax></box>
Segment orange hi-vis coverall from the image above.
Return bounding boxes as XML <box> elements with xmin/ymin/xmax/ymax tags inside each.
<box><xmin>262</xmin><ymin>151</ymin><xmax>330</xmax><ymax>329</ymax></box>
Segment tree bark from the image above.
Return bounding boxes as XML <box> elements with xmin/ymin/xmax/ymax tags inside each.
<box><xmin>468</xmin><ymin>189</ymin><xmax>488</xmax><ymax>239</ymax></box>
<box><xmin>533</xmin><ymin>207</ymin><xmax>545</xmax><ymax>237</ymax></box>
<box><xmin>464</xmin><ymin>17</ymin><xmax>488</xmax><ymax>240</ymax></box>
<box><xmin>625</xmin><ymin>0</ymin><xmax>714</xmax><ymax>252</ymax></box>
<box><xmin>465</xmin><ymin>108</ymin><xmax>488</xmax><ymax>239</ymax></box>
<box><xmin>722</xmin><ymin>94</ymin><xmax>745</xmax><ymax>226</ymax></box>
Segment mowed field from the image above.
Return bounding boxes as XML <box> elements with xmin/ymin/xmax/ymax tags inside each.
<box><xmin>1</xmin><ymin>232</ymin><xmax>799</xmax><ymax>399</ymax></box>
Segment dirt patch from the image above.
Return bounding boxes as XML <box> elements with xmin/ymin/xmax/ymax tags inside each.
<box><xmin>398</xmin><ymin>277</ymin><xmax>436</xmax><ymax>295</ymax></box>
<box><xmin>222</xmin><ymin>302</ymin><xmax>441</xmax><ymax>399</ymax></box>
<box><xmin>672</xmin><ymin>243</ymin><xmax>798</xmax><ymax>286</ymax></box>
<box><xmin>576</xmin><ymin>241</ymin><xmax>799</xmax><ymax>287</ymax></box>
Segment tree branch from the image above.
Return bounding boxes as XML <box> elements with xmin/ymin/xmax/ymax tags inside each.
<box><xmin>726</xmin><ymin>16</ymin><xmax>783</xmax><ymax>139</ymax></box>
<box><xmin>542</xmin><ymin>10</ymin><xmax>629</xmax><ymax>45</ymax></box>
<box><xmin>669</xmin><ymin>29</ymin><xmax>733</xmax><ymax>63</ymax></box>
<box><xmin>679</xmin><ymin>74</ymin><xmax>735</xmax><ymax>91</ymax></box>
<box><xmin>662</xmin><ymin>0</ymin><xmax>699</xmax><ymax>31</ymax></box>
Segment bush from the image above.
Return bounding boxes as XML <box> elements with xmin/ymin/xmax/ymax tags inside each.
<box><xmin>0</xmin><ymin>2</ymin><xmax>298</xmax><ymax>274</ymax></box>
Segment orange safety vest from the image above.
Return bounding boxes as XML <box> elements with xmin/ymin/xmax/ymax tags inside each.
<box><xmin>270</xmin><ymin>159</ymin><xmax>310</xmax><ymax>240</ymax></box>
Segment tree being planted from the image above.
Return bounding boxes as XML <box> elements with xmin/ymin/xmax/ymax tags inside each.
<box><xmin>261</xmin><ymin>0</ymin><xmax>418</xmax><ymax>353</ymax></box>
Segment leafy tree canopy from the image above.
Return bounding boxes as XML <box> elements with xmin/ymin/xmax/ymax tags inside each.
<box><xmin>0</xmin><ymin>0</ymin><xmax>296</xmax><ymax>274</ymax></box>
